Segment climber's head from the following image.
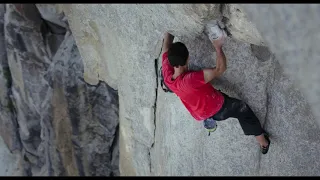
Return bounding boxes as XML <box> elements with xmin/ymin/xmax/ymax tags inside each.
<box><xmin>168</xmin><ymin>42</ymin><xmax>189</xmax><ymax>70</ymax></box>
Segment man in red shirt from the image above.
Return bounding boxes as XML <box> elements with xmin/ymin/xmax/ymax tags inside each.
<box><xmin>161</xmin><ymin>32</ymin><xmax>271</xmax><ymax>154</ymax></box>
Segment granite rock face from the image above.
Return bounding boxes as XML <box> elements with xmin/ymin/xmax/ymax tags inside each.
<box><xmin>221</xmin><ymin>4</ymin><xmax>266</xmax><ymax>46</ymax></box>
<box><xmin>1</xmin><ymin>3</ymin><xmax>320</xmax><ymax>176</ymax></box>
<box><xmin>153</xmin><ymin>36</ymin><xmax>320</xmax><ymax>176</ymax></box>
<box><xmin>61</xmin><ymin>4</ymin><xmax>220</xmax><ymax>175</ymax></box>
<box><xmin>61</xmin><ymin>4</ymin><xmax>320</xmax><ymax>176</ymax></box>
<box><xmin>0</xmin><ymin>4</ymin><xmax>119</xmax><ymax>176</ymax></box>
<box><xmin>61</xmin><ymin>4</ymin><xmax>222</xmax><ymax>88</ymax></box>
<box><xmin>241</xmin><ymin>4</ymin><xmax>320</xmax><ymax>129</ymax></box>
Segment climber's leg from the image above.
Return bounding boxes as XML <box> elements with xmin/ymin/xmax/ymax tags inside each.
<box><xmin>211</xmin><ymin>92</ymin><xmax>270</xmax><ymax>152</ymax></box>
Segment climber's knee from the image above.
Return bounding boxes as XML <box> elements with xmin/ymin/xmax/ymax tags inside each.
<box><xmin>239</xmin><ymin>101</ymin><xmax>249</xmax><ymax>113</ymax></box>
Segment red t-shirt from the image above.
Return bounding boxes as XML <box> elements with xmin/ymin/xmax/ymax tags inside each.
<box><xmin>162</xmin><ymin>51</ymin><xmax>224</xmax><ymax>121</ymax></box>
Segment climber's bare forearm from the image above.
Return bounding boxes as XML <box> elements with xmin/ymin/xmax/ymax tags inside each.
<box><xmin>215</xmin><ymin>47</ymin><xmax>227</xmax><ymax>73</ymax></box>
<box><xmin>163</xmin><ymin>32</ymin><xmax>174</xmax><ymax>52</ymax></box>
<box><xmin>203</xmin><ymin>47</ymin><xmax>227</xmax><ymax>83</ymax></box>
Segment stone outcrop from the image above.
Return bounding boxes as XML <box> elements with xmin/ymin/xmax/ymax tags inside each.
<box><xmin>0</xmin><ymin>4</ymin><xmax>119</xmax><ymax>176</ymax></box>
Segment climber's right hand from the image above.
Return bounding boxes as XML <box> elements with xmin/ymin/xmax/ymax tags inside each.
<box><xmin>212</xmin><ymin>35</ymin><xmax>225</xmax><ymax>50</ymax></box>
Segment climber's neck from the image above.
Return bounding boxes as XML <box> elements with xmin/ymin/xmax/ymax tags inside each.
<box><xmin>172</xmin><ymin>65</ymin><xmax>188</xmax><ymax>80</ymax></box>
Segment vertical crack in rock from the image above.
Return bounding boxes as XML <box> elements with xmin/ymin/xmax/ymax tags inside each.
<box><xmin>149</xmin><ymin>57</ymin><xmax>158</xmax><ymax>174</ymax></box>
<box><xmin>110</xmin><ymin>123</ymin><xmax>119</xmax><ymax>176</ymax></box>
<box><xmin>219</xmin><ymin>4</ymin><xmax>225</xmax><ymax>15</ymax></box>
<box><xmin>219</xmin><ymin>4</ymin><xmax>232</xmax><ymax>37</ymax></box>
<box><xmin>149</xmin><ymin>39</ymin><xmax>163</xmax><ymax>175</ymax></box>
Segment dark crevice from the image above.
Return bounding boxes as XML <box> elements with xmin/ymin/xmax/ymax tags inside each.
<box><xmin>149</xmin><ymin>57</ymin><xmax>158</xmax><ymax>174</ymax></box>
<box><xmin>46</xmin><ymin>145</ymin><xmax>54</xmax><ymax>176</ymax></box>
<box><xmin>66</xmin><ymin>85</ymin><xmax>81</xmax><ymax>136</ymax></box>
<box><xmin>22</xmin><ymin>147</ymin><xmax>39</xmax><ymax>158</ymax></box>
<box><xmin>78</xmin><ymin>77</ymin><xmax>103</xmax><ymax>88</ymax></box>
<box><xmin>110</xmin><ymin>123</ymin><xmax>119</xmax><ymax>176</ymax></box>
<box><xmin>221</xmin><ymin>17</ymin><xmax>232</xmax><ymax>37</ymax></box>
<box><xmin>219</xmin><ymin>4</ymin><xmax>233</xmax><ymax>37</ymax></box>
<box><xmin>41</xmin><ymin>18</ymin><xmax>67</xmax><ymax>35</ymax></box>
<box><xmin>1</xmin><ymin>20</ymin><xmax>22</xmax><ymax>153</ymax></box>
<box><xmin>40</xmin><ymin>17</ymin><xmax>67</xmax><ymax>60</ymax></box>
<box><xmin>149</xmin><ymin>39</ymin><xmax>163</xmax><ymax>174</ymax></box>
<box><xmin>73</xmin><ymin>143</ymin><xmax>85</xmax><ymax>176</ymax></box>
<box><xmin>110</xmin><ymin>124</ymin><xmax>119</xmax><ymax>158</ymax></box>
<box><xmin>219</xmin><ymin>4</ymin><xmax>225</xmax><ymax>16</ymax></box>
<box><xmin>24</xmin><ymin>163</ymin><xmax>32</xmax><ymax>176</ymax></box>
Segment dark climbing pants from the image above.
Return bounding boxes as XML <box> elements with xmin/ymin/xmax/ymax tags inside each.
<box><xmin>210</xmin><ymin>92</ymin><xmax>265</xmax><ymax>136</ymax></box>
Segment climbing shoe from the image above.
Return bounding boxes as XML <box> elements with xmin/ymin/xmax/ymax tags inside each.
<box><xmin>203</xmin><ymin>118</ymin><xmax>218</xmax><ymax>136</ymax></box>
<box><xmin>261</xmin><ymin>132</ymin><xmax>271</xmax><ymax>154</ymax></box>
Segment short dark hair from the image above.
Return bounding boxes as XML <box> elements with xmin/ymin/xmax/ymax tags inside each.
<box><xmin>168</xmin><ymin>42</ymin><xmax>189</xmax><ymax>67</ymax></box>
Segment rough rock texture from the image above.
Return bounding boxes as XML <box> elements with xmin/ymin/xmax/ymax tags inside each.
<box><xmin>2</xmin><ymin>3</ymin><xmax>320</xmax><ymax>176</ymax></box>
<box><xmin>153</xmin><ymin>36</ymin><xmax>320</xmax><ymax>176</ymax></box>
<box><xmin>221</xmin><ymin>4</ymin><xmax>266</xmax><ymax>46</ymax></box>
<box><xmin>61</xmin><ymin>4</ymin><xmax>220</xmax><ymax>176</ymax></box>
<box><xmin>250</xmin><ymin>44</ymin><xmax>271</xmax><ymax>62</ymax></box>
<box><xmin>241</xmin><ymin>4</ymin><xmax>320</xmax><ymax>129</ymax></box>
<box><xmin>35</xmin><ymin>4</ymin><xmax>67</xmax><ymax>29</ymax></box>
<box><xmin>61</xmin><ymin>4</ymin><xmax>221</xmax><ymax>88</ymax></box>
<box><xmin>0</xmin><ymin>4</ymin><xmax>21</xmax><ymax>153</ymax></box>
<box><xmin>0</xmin><ymin>4</ymin><xmax>119</xmax><ymax>176</ymax></box>
<box><xmin>0</xmin><ymin>136</ymin><xmax>23</xmax><ymax>176</ymax></box>
<box><xmin>61</xmin><ymin>4</ymin><xmax>320</xmax><ymax>176</ymax></box>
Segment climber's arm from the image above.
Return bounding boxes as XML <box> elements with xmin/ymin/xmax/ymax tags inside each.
<box><xmin>203</xmin><ymin>38</ymin><xmax>227</xmax><ymax>83</ymax></box>
<box><xmin>163</xmin><ymin>32</ymin><xmax>174</xmax><ymax>53</ymax></box>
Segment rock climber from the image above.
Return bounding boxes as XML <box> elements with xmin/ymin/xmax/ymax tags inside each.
<box><xmin>160</xmin><ymin>22</ymin><xmax>271</xmax><ymax>154</ymax></box>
